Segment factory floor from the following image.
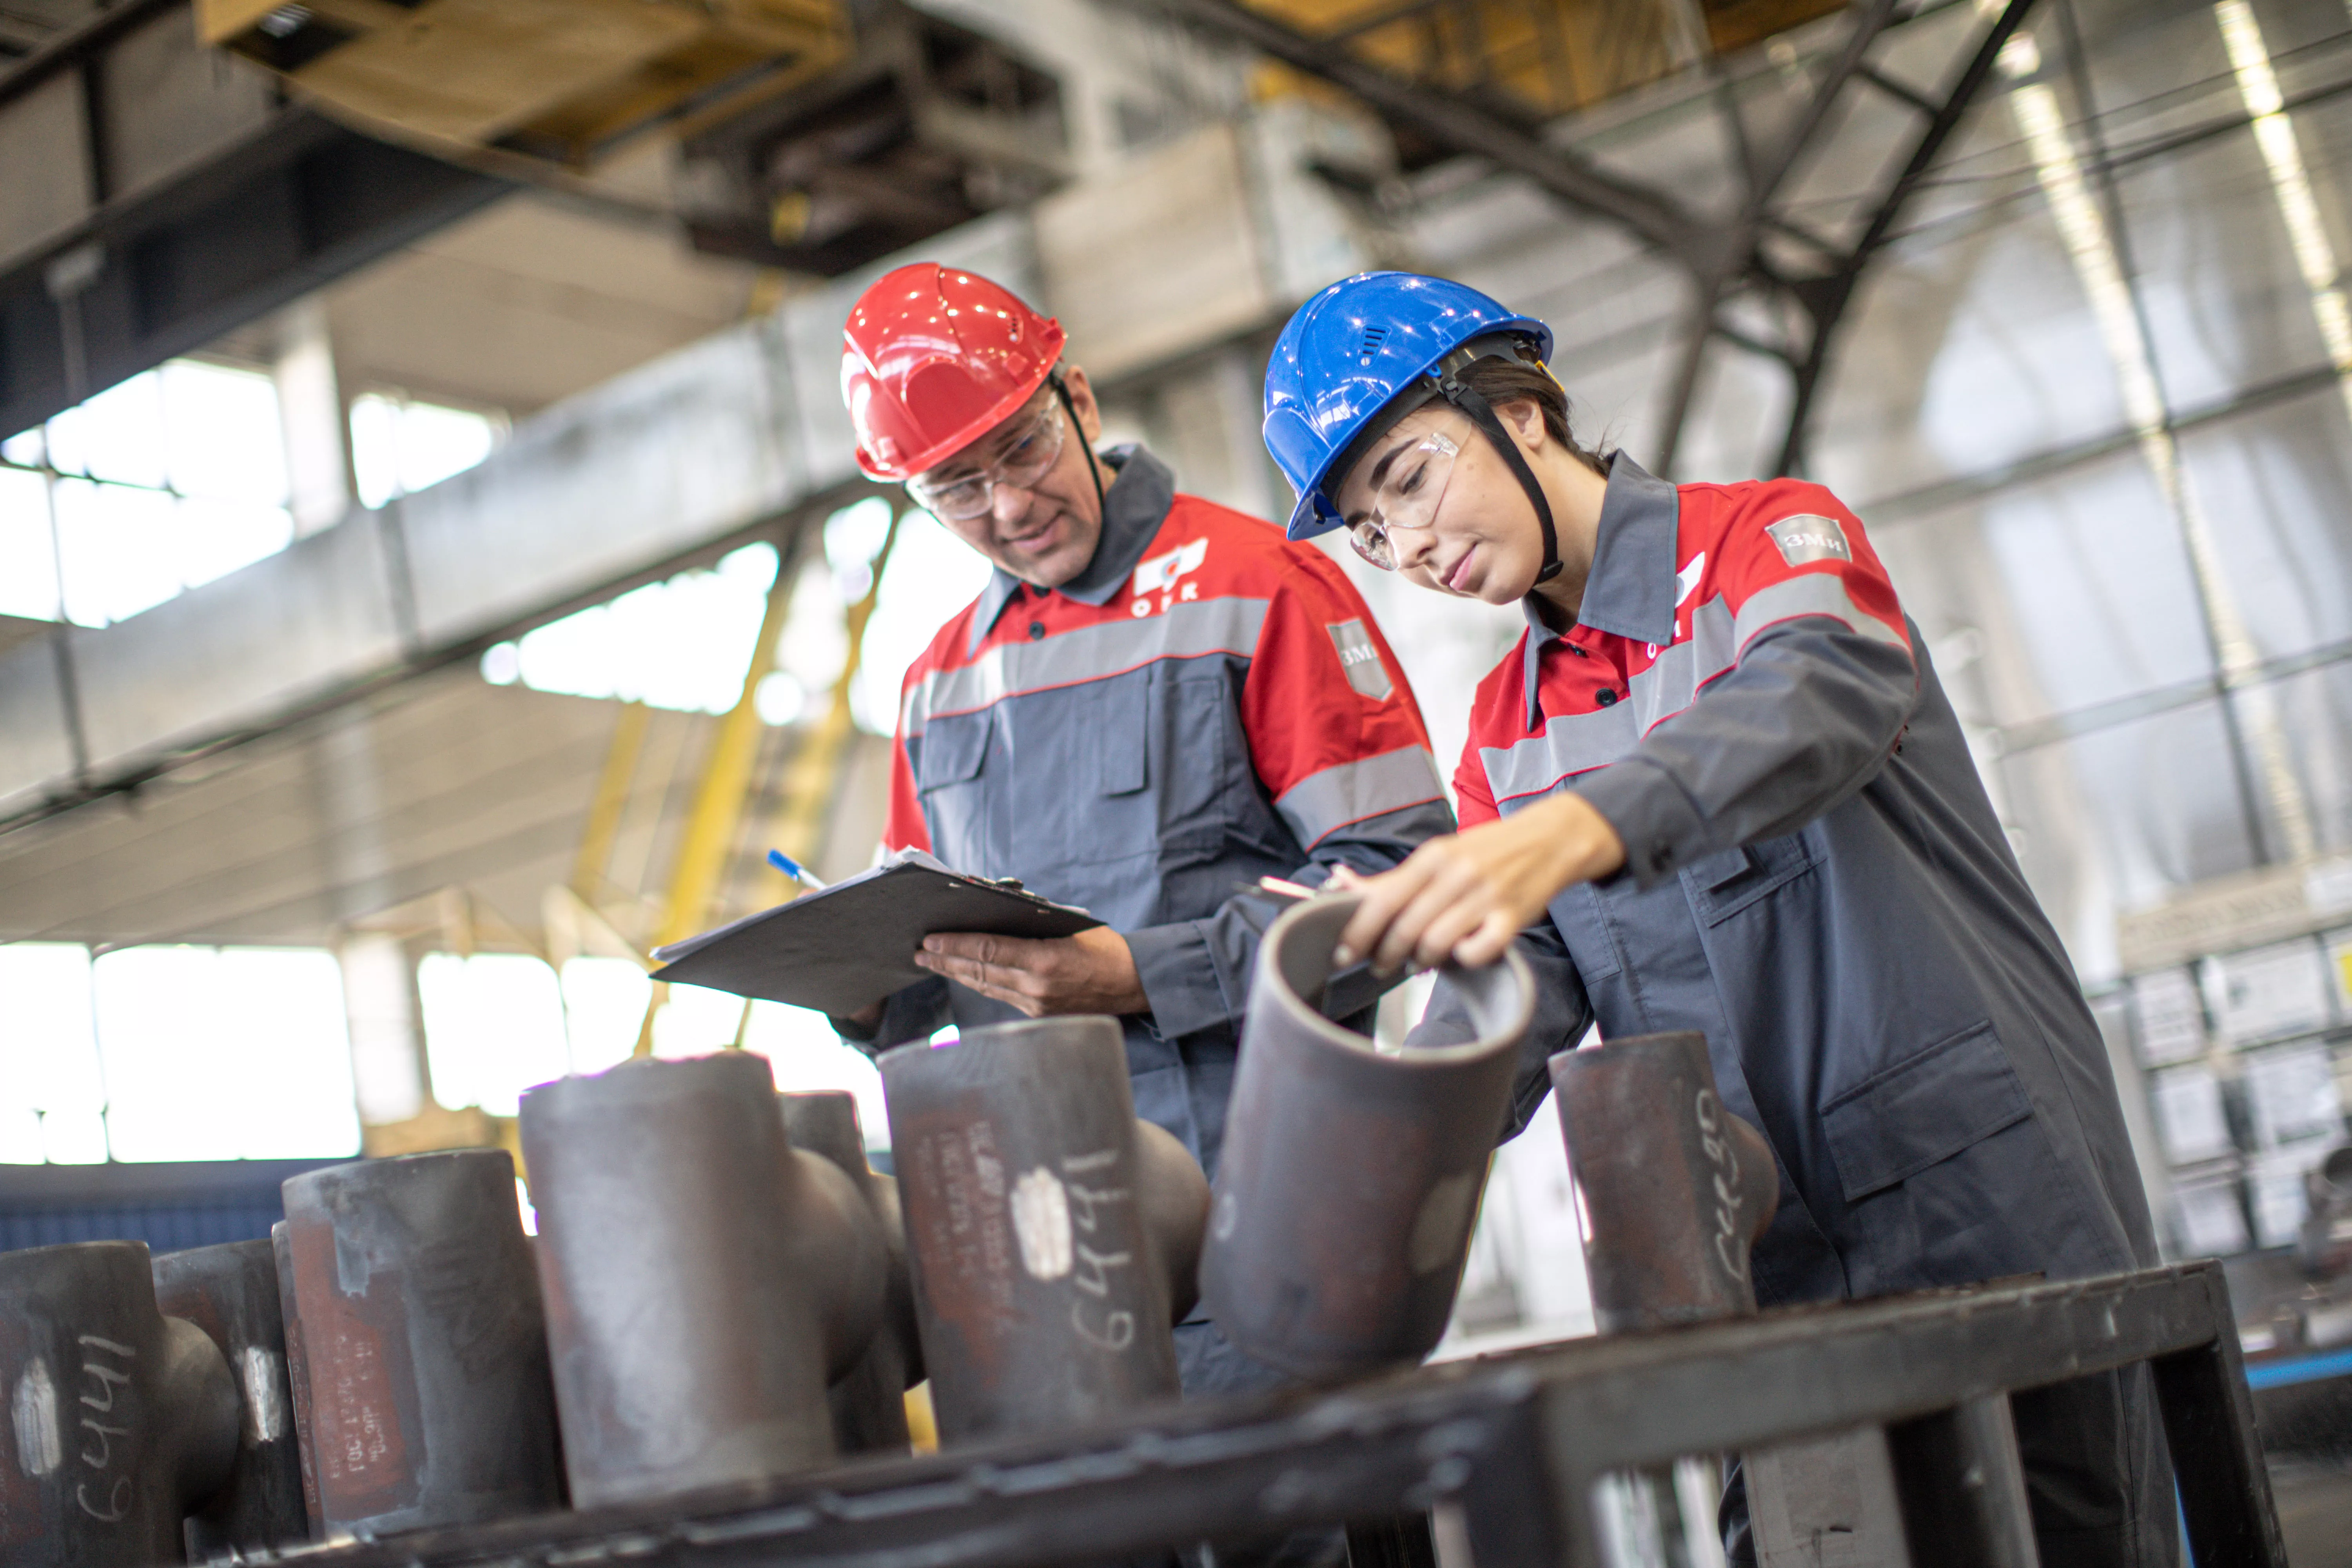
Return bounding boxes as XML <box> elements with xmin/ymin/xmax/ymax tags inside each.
<box><xmin>2275</xmin><ymin>1459</ymin><xmax>2352</xmax><ymax>1566</ymax></box>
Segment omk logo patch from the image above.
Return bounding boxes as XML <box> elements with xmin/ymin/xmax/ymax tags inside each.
<box><xmin>1131</xmin><ymin>538</ymin><xmax>1207</xmax><ymax>616</ymax></box>
<box><xmin>1764</xmin><ymin>514</ymin><xmax>1851</xmax><ymax>566</ymax></box>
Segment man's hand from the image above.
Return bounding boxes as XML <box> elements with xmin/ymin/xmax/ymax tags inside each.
<box><xmin>912</xmin><ymin>925</ymin><xmax>1149</xmax><ymax>1018</ymax></box>
<box><xmin>1330</xmin><ymin>791</ymin><xmax>1626</xmax><ymax>974</ymax></box>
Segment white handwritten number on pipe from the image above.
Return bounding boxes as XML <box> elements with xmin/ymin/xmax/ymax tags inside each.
<box><xmin>1063</xmin><ymin>1149</ymin><xmax>1139</xmax><ymax>1352</ymax></box>
<box><xmin>76</xmin><ymin>1335</ymin><xmax>136</xmax><ymax>1523</ymax></box>
<box><xmin>1693</xmin><ymin>1091</ymin><xmax>1750</xmax><ymax>1286</ymax></box>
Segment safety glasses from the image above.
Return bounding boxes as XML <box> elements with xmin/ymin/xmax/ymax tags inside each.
<box><xmin>1342</xmin><ymin>428</ymin><xmax>1460</xmax><ymax>572</ymax></box>
<box><xmin>906</xmin><ymin>395</ymin><xmax>1067</xmax><ymax>522</ymax></box>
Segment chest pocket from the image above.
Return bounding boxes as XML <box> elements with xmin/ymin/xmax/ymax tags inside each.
<box><xmin>917</xmin><ymin>711</ymin><xmax>989</xmax><ymax>791</ymax></box>
<box><xmin>915</xmin><ymin>711</ymin><xmax>994</xmax><ymax>869</ymax></box>
<box><xmin>1681</xmin><ymin>831</ymin><xmax>1819</xmax><ymax>925</ymax></box>
<box><xmin>1092</xmin><ymin>680</ymin><xmax>1145</xmax><ymax>797</ymax></box>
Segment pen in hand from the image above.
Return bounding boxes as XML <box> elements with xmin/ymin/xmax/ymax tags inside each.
<box><xmin>767</xmin><ymin>849</ymin><xmax>828</xmax><ymax>891</ymax></box>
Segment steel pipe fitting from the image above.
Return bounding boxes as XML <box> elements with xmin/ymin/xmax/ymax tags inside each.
<box><xmin>0</xmin><ymin>1240</ymin><xmax>238</xmax><ymax>1567</ymax></box>
<box><xmin>151</xmin><ymin>1239</ymin><xmax>310</xmax><ymax>1554</ymax></box>
<box><xmin>279</xmin><ymin>1149</ymin><xmax>563</xmax><ymax>1536</ymax></box>
<box><xmin>520</xmin><ymin>1054</ymin><xmax>889</xmax><ymax>1506</ymax></box>
<box><xmin>1548</xmin><ymin>1030</ymin><xmax>1779</xmax><ymax>1332</ymax></box>
<box><xmin>880</xmin><ymin>1016</ymin><xmax>1208</xmax><ymax>1443</ymax></box>
<box><xmin>1201</xmin><ymin>894</ymin><xmax>1532</xmax><ymax>1379</ymax></box>
<box><xmin>779</xmin><ymin>1090</ymin><xmax>921</xmax><ymax>1455</ymax></box>
<box><xmin>268</xmin><ymin>1220</ymin><xmax>323</xmax><ymax>1536</ymax></box>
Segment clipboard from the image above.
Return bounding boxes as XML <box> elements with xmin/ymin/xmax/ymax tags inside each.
<box><xmin>648</xmin><ymin>850</ymin><xmax>1102</xmax><ymax>1016</ymax></box>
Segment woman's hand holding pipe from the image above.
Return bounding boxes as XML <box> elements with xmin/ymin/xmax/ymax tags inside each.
<box><xmin>1330</xmin><ymin>791</ymin><xmax>1626</xmax><ymax>974</ymax></box>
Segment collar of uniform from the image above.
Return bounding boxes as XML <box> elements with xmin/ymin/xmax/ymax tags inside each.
<box><xmin>968</xmin><ymin>445</ymin><xmax>1175</xmax><ymax>653</ymax></box>
<box><xmin>1515</xmin><ymin>452</ymin><xmax>1679</xmax><ymax>729</ymax></box>
<box><xmin>1575</xmin><ymin>452</ymin><xmax>1679</xmax><ymax>646</ymax></box>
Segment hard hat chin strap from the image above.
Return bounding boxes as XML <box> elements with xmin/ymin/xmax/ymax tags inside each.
<box><xmin>1049</xmin><ymin>372</ymin><xmax>1107</xmax><ymax>529</ymax></box>
<box><xmin>1439</xmin><ymin>370</ymin><xmax>1562</xmax><ymax>586</ymax></box>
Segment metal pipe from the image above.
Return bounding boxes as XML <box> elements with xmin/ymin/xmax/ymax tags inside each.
<box><xmin>520</xmin><ymin>1054</ymin><xmax>889</xmax><ymax>1506</ymax></box>
<box><xmin>0</xmin><ymin>1240</ymin><xmax>238</xmax><ymax>1566</ymax></box>
<box><xmin>780</xmin><ymin>1089</ymin><xmax>920</xmax><ymax>1455</ymax></box>
<box><xmin>1201</xmin><ymin>894</ymin><xmax>1532</xmax><ymax>1379</ymax></box>
<box><xmin>880</xmin><ymin>1016</ymin><xmax>1206</xmax><ymax>1442</ymax></box>
<box><xmin>151</xmin><ymin>1239</ymin><xmax>309</xmax><ymax>1554</ymax></box>
<box><xmin>1550</xmin><ymin>1031</ymin><xmax>1994</xmax><ymax>1567</ymax></box>
<box><xmin>1547</xmin><ymin>1030</ymin><xmax>1778</xmax><ymax>1332</ymax></box>
<box><xmin>268</xmin><ymin>1220</ymin><xmax>323</xmax><ymax>1537</ymax></box>
<box><xmin>279</xmin><ymin>1150</ymin><xmax>564</xmax><ymax>1535</ymax></box>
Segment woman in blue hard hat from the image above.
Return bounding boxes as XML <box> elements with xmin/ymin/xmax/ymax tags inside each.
<box><xmin>1261</xmin><ymin>272</ymin><xmax>2172</xmax><ymax>1567</ymax></box>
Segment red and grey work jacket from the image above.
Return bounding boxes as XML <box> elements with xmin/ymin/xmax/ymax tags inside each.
<box><xmin>1415</xmin><ymin>455</ymin><xmax>2160</xmax><ymax>1318</ymax></box>
<box><xmin>867</xmin><ymin>448</ymin><xmax>1454</xmax><ymax>1178</ymax></box>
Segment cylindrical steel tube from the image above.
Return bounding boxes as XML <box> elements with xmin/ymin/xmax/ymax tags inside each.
<box><xmin>268</xmin><ymin>1220</ymin><xmax>322</xmax><ymax>1537</ymax></box>
<box><xmin>780</xmin><ymin>1090</ymin><xmax>918</xmax><ymax>1455</ymax></box>
<box><xmin>0</xmin><ymin>1240</ymin><xmax>238</xmax><ymax>1567</ymax></box>
<box><xmin>279</xmin><ymin>1150</ymin><xmax>563</xmax><ymax>1535</ymax></box>
<box><xmin>521</xmin><ymin>1054</ymin><xmax>887</xmax><ymax>1506</ymax></box>
<box><xmin>152</xmin><ymin>1239</ymin><xmax>309</xmax><ymax>1554</ymax></box>
<box><xmin>1548</xmin><ymin>1030</ymin><xmax>1778</xmax><ymax>1332</ymax></box>
<box><xmin>1202</xmin><ymin>894</ymin><xmax>1532</xmax><ymax>1379</ymax></box>
<box><xmin>881</xmin><ymin>1017</ymin><xmax>1196</xmax><ymax>1443</ymax></box>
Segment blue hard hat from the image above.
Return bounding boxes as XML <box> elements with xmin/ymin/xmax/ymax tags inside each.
<box><xmin>1263</xmin><ymin>272</ymin><xmax>1553</xmax><ymax>541</ymax></box>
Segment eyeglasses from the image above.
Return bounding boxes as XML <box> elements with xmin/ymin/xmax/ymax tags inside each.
<box><xmin>1343</xmin><ymin>428</ymin><xmax>1460</xmax><ymax>571</ymax></box>
<box><xmin>906</xmin><ymin>396</ymin><xmax>1067</xmax><ymax>522</ymax></box>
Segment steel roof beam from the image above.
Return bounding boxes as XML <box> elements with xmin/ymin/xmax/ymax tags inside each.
<box><xmin>1134</xmin><ymin>0</ymin><xmax>1715</xmax><ymax>263</ymax></box>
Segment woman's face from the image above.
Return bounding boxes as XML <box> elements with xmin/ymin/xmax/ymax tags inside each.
<box><xmin>1329</xmin><ymin>402</ymin><xmax>1551</xmax><ymax>606</ymax></box>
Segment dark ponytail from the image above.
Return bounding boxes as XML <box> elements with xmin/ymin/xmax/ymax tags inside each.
<box><xmin>1448</xmin><ymin>354</ymin><xmax>1608</xmax><ymax>476</ymax></box>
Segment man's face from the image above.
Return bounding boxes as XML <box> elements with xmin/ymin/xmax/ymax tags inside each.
<box><xmin>912</xmin><ymin>366</ymin><xmax>1107</xmax><ymax>590</ymax></box>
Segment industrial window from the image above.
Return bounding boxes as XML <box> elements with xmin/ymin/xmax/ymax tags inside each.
<box><xmin>480</xmin><ymin>541</ymin><xmax>790</xmax><ymax>716</ymax></box>
<box><xmin>348</xmin><ymin>390</ymin><xmax>505</xmax><ymax>510</ymax></box>
<box><xmin>0</xmin><ymin>361</ymin><xmax>295</xmax><ymax>628</ymax></box>
<box><xmin>0</xmin><ymin>942</ymin><xmax>361</xmax><ymax>1164</ymax></box>
<box><xmin>475</xmin><ymin>494</ymin><xmax>991</xmax><ymax>740</ymax></box>
<box><xmin>415</xmin><ymin>952</ymin><xmax>887</xmax><ymax>1147</ymax></box>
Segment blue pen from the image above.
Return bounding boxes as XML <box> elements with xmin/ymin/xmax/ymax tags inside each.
<box><xmin>766</xmin><ymin>848</ymin><xmax>828</xmax><ymax>891</ymax></box>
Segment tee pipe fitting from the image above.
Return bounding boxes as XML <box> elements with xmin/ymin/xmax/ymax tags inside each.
<box><xmin>880</xmin><ymin>1016</ymin><xmax>1209</xmax><ymax>1443</ymax></box>
<box><xmin>779</xmin><ymin>1090</ymin><xmax>921</xmax><ymax>1455</ymax></box>
<box><xmin>151</xmin><ymin>1239</ymin><xmax>310</xmax><ymax>1554</ymax></box>
<box><xmin>519</xmin><ymin>1053</ymin><xmax>890</xmax><ymax>1506</ymax></box>
<box><xmin>279</xmin><ymin>1149</ymin><xmax>563</xmax><ymax>1536</ymax></box>
<box><xmin>1201</xmin><ymin>894</ymin><xmax>1532</xmax><ymax>1379</ymax></box>
<box><xmin>0</xmin><ymin>1240</ymin><xmax>238</xmax><ymax>1567</ymax></box>
<box><xmin>1547</xmin><ymin>1030</ymin><xmax>1778</xmax><ymax>1332</ymax></box>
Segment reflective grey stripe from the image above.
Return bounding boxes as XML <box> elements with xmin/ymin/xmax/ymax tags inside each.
<box><xmin>1691</xmin><ymin>593</ymin><xmax>1736</xmax><ymax>679</ymax></box>
<box><xmin>1627</xmin><ymin>595</ymin><xmax>1735</xmax><ymax>731</ymax></box>
<box><xmin>1275</xmin><ymin>745</ymin><xmax>1446</xmax><ymax>848</ymax></box>
<box><xmin>1480</xmin><ymin>704</ymin><xmax>1640</xmax><ymax>807</ymax></box>
<box><xmin>1732</xmin><ymin>573</ymin><xmax>1909</xmax><ymax>657</ymax></box>
<box><xmin>1482</xmin><ymin>579</ymin><xmax>1907</xmax><ymax>808</ymax></box>
<box><xmin>903</xmin><ymin>596</ymin><xmax>1270</xmax><ymax>735</ymax></box>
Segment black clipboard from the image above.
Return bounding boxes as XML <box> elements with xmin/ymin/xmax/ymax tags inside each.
<box><xmin>648</xmin><ymin>851</ymin><xmax>1102</xmax><ymax>1016</ymax></box>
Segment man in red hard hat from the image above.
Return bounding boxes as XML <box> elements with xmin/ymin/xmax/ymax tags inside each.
<box><xmin>837</xmin><ymin>264</ymin><xmax>1457</xmax><ymax>1414</ymax></box>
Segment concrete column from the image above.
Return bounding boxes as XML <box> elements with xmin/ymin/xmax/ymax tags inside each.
<box><xmin>274</xmin><ymin>295</ymin><xmax>352</xmax><ymax>537</ymax></box>
<box><xmin>339</xmin><ymin>931</ymin><xmax>429</xmax><ymax>1124</ymax></box>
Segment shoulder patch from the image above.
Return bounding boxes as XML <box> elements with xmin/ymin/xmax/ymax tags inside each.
<box><xmin>1764</xmin><ymin>513</ymin><xmax>1851</xmax><ymax>566</ymax></box>
<box><xmin>1326</xmin><ymin>618</ymin><xmax>1394</xmax><ymax>701</ymax></box>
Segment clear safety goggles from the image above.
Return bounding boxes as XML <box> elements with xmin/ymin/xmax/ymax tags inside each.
<box><xmin>906</xmin><ymin>396</ymin><xmax>1067</xmax><ymax>522</ymax></box>
<box><xmin>1343</xmin><ymin>428</ymin><xmax>1460</xmax><ymax>572</ymax></box>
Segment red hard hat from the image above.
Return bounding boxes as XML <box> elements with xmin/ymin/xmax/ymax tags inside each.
<box><xmin>840</xmin><ymin>263</ymin><xmax>1067</xmax><ymax>481</ymax></box>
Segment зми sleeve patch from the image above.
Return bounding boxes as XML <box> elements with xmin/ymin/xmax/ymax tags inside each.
<box><xmin>1765</xmin><ymin>513</ymin><xmax>1853</xmax><ymax>566</ymax></box>
<box><xmin>1326</xmin><ymin>618</ymin><xmax>1394</xmax><ymax>701</ymax></box>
